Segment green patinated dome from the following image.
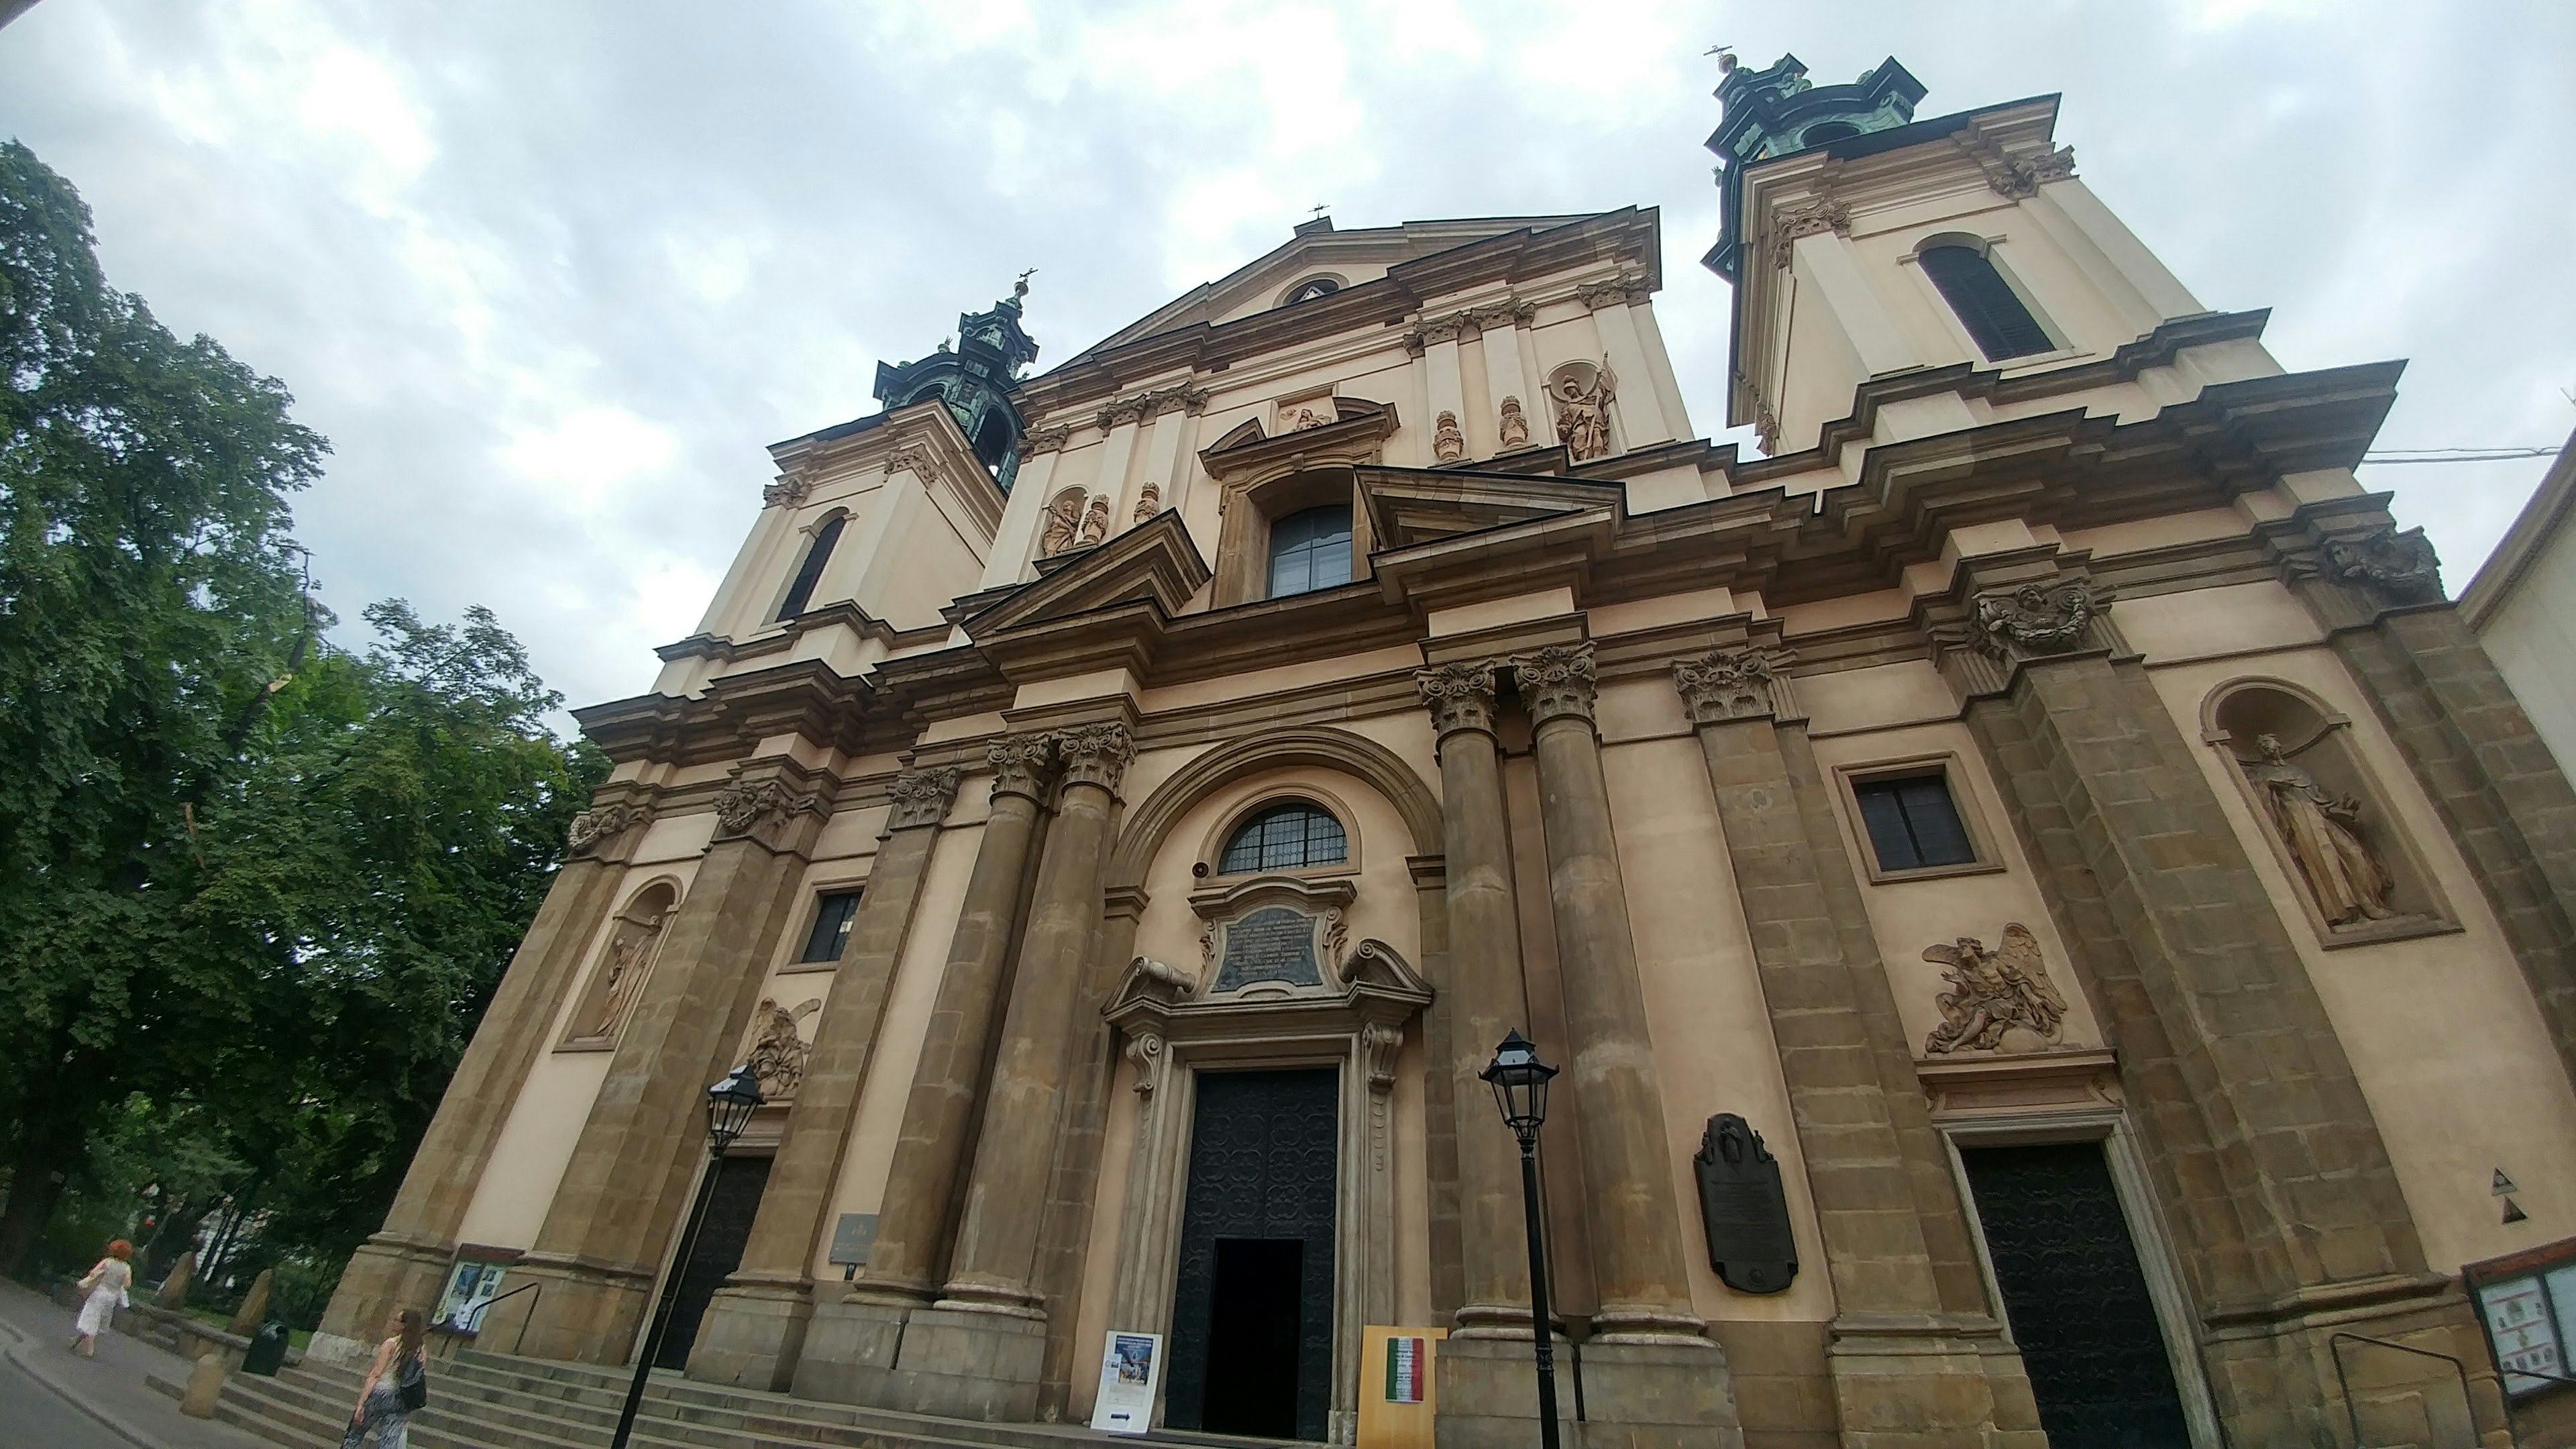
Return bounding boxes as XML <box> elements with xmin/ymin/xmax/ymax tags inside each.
<box><xmin>1703</xmin><ymin>54</ymin><xmax>1925</xmax><ymax>280</ymax></box>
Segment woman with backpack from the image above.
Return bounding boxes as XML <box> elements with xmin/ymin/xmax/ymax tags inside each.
<box><xmin>341</xmin><ymin>1306</ymin><xmax>429</xmax><ymax>1447</ymax></box>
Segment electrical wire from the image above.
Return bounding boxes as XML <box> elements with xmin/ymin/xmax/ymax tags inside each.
<box><xmin>2357</xmin><ymin>447</ymin><xmax>2562</xmax><ymax>466</ymax></box>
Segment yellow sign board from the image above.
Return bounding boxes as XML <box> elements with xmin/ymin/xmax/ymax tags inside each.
<box><xmin>1356</xmin><ymin>1325</ymin><xmax>1447</xmax><ymax>1449</ymax></box>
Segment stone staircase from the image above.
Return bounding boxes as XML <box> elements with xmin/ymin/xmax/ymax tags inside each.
<box><xmin>150</xmin><ymin>1346</ymin><xmax>1170</xmax><ymax>1449</ymax></box>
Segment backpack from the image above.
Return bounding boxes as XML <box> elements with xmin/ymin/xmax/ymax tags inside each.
<box><xmin>395</xmin><ymin>1349</ymin><xmax>428</xmax><ymax>1412</ymax></box>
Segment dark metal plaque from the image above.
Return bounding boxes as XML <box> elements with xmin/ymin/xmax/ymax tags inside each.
<box><xmin>1211</xmin><ymin>906</ymin><xmax>1323</xmax><ymax>991</ymax></box>
<box><xmin>1693</xmin><ymin>1114</ymin><xmax>1797</xmax><ymax>1295</ymax></box>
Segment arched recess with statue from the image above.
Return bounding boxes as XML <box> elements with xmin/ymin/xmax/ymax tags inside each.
<box><xmin>1085</xmin><ymin>728</ymin><xmax>1446</xmax><ymax>1443</ymax></box>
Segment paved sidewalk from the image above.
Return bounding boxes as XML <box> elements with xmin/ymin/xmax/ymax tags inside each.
<box><xmin>0</xmin><ymin>1277</ymin><xmax>273</xmax><ymax>1449</ymax></box>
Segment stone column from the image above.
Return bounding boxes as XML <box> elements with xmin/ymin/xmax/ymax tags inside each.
<box><xmin>1673</xmin><ymin>645</ymin><xmax>2036</xmax><ymax>1446</ymax></box>
<box><xmin>1471</xmin><ymin>303</ymin><xmax>1538</xmax><ymax>452</ymax></box>
<box><xmin>794</xmin><ymin>735</ymin><xmax>1056</xmax><ymax>1405</ymax></box>
<box><xmin>1578</xmin><ymin>280</ymin><xmax>1674</xmax><ymax>447</ymax></box>
<box><xmin>513</xmin><ymin>767</ymin><xmax>826</xmax><ymax>1364</ymax></box>
<box><xmin>1411</xmin><ymin>317</ymin><xmax>1469</xmax><ymax>463</ymax></box>
<box><xmin>690</xmin><ymin>765</ymin><xmax>962</xmax><ymax>1389</ymax></box>
<box><xmin>316</xmin><ymin>800</ymin><xmax>643</xmax><ymax>1358</ymax></box>
<box><xmin>872</xmin><ymin>722</ymin><xmax>1133</xmax><ymax>1422</ymax></box>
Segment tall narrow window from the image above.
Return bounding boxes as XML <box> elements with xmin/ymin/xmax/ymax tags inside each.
<box><xmin>798</xmin><ymin>889</ymin><xmax>863</xmax><ymax>964</ymax></box>
<box><xmin>1267</xmin><ymin>504</ymin><xmax>1352</xmax><ymax>598</ymax></box>
<box><xmin>1919</xmin><ymin>245</ymin><xmax>2054</xmax><ymax>361</ymax></box>
<box><xmin>1853</xmin><ymin>772</ymin><xmax>1976</xmax><ymax>872</ymax></box>
<box><xmin>776</xmin><ymin>514</ymin><xmax>845</xmax><ymax>621</ymax></box>
<box><xmin>1219</xmin><ymin>802</ymin><xmax>1348</xmax><ymax>874</ymax></box>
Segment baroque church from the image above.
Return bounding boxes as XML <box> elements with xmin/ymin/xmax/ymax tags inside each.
<box><xmin>319</xmin><ymin>55</ymin><xmax>2576</xmax><ymax>1449</ymax></box>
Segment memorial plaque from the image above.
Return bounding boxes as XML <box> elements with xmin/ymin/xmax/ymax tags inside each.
<box><xmin>1211</xmin><ymin>905</ymin><xmax>1323</xmax><ymax>992</ymax></box>
<box><xmin>1693</xmin><ymin>1114</ymin><xmax>1797</xmax><ymax>1294</ymax></box>
<box><xmin>828</xmin><ymin>1212</ymin><xmax>878</xmax><ymax>1267</ymax></box>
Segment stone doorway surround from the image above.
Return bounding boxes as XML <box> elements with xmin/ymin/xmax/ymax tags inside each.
<box><xmin>1100</xmin><ymin>916</ymin><xmax>1432</xmax><ymax>1445</ymax></box>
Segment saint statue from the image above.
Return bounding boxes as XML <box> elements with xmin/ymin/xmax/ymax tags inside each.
<box><xmin>1040</xmin><ymin>490</ymin><xmax>1085</xmax><ymax>555</ymax></box>
<box><xmin>586</xmin><ymin>908</ymin><xmax>668</xmax><ymax>1038</ymax></box>
<box><xmin>2244</xmin><ymin>733</ymin><xmax>2394</xmax><ymax>926</ymax></box>
<box><xmin>1552</xmin><ymin>363</ymin><xmax>1616</xmax><ymax>461</ymax></box>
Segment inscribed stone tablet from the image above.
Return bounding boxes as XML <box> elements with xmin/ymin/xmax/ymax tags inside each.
<box><xmin>1212</xmin><ymin>906</ymin><xmax>1323</xmax><ymax>991</ymax></box>
<box><xmin>1693</xmin><ymin>1114</ymin><xmax>1797</xmax><ymax>1295</ymax></box>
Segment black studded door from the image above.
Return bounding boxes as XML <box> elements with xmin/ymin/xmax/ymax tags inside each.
<box><xmin>1960</xmin><ymin>1142</ymin><xmax>2192</xmax><ymax>1448</ymax></box>
<box><xmin>1164</xmin><ymin>1068</ymin><xmax>1340</xmax><ymax>1442</ymax></box>
<box><xmin>653</xmin><ymin>1152</ymin><xmax>770</xmax><ymax>1370</ymax></box>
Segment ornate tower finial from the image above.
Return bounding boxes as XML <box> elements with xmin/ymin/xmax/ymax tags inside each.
<box><xmin>871</xmin><ymin>282</ymin><xmax>1044</xmax><ymax>495</ymax></box>
<box><xmin>1703</xmin><ymin>54</ymin><xmax>1925</xmax><ymax>280</ymax></box>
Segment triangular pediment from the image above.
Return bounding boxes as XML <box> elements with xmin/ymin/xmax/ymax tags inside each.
<box><xmin>1358</xmin><ymin>466</ymin><xmax>1626</xmax><ymax>550</ymax></box>
<box><xmin>961</xmin><ymin>510</ymin><xmax>1210</xmax><ymax>637</ymax></box>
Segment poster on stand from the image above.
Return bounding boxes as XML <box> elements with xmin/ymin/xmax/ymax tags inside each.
<box><xmin>1089</xmin><ymin>1330</ymin><xmax>1163</xmax><ymax>1434</ymax></box>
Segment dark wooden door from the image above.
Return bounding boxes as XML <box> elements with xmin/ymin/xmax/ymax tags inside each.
<box><xmin>1960</xmin><ymin>1142</ymin><xmax>2192</xmax><ymax>1448</ymax></box>
<box><xmin>653</xmin><ymin>1152</ymin><xmax>770</xmax><ymax>1369</ymax></box>
<box><xmin>1165</xmin><ymin>1068</ymin><xmax>1339</xmax><ymax>1441</ymax></box>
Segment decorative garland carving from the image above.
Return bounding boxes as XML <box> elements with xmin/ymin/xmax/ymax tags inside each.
<box><xmin>711</xmin><ymin>777</ymin><xmax>818</xmax><ymax>844</ymax></box>
<box><xmin>1414</xmin><ymin>659</ymin><xmax>1499</xmax><ymax>738</ymax></box>
<box><xmin>1576</xmin><ymin>276</ymin><xmax>1652</xmax><ymax>309</ymax></box>
<box><xmin>1051</xmin><ymin>720</ymin><xmax>1136</xmax><ymax>795</ymax></box>
<box><xmin>761</xmin><ymin>476</ymin><xmax>812</xmax><ymax>508</ymax></box>
<box><xmin>1464</xmin><ymin>302</ymin><xmax>1536</xmax><ymax>331</ymax></box>
<box><xmin>986</xmin><ymin>734</ymin><xmax>1059</xmax><ymax>804</ymax></box>
<box><xmin>567</xmin><ymin>802</ymin><xmax>645</xmax><ymax>858</ymax></box>
<box><xmin>883</xmin><ymin>443</ymin><xmax>943</xmax><ymax>487</ymax></box>
<box><xmin>1672</xmin><ymin>646</ymin><xmax>1796</xmax><ymax>724</ymax></box>
<box><xmin>1768</xmin><ymin>199</ymin><xmax>1851</xmax><ymax>269</ymax></box>
<box><xmin>2322</xmin><ymin>526</ymin><xmax>2443</xmax><ymax>603</ymax></box>
<box><xmin>1970</xmin><ymin>579</ymin><xmax>2112</xmax><ymax>657</ymax></box>
<box><xmin>1432</xmin><ymin>411</ymin><xmax>1465</xmax><ymax>462</ymax></box>
<box><xmin>1018</xmin><ymin>424</ymin><xmax>1073</xmax><ymax>455</ymax></box>
<box><xmin>1923</xmin><ymin>924</ymin><xmax>2068</xmax><ymax>1055</ymax></box>
<box><xmin>885</xmin><ymin>766</ymin><xmax>962</xmax><ymax>831</ymax></box>
<box><xmin>1509</xmin><ymin>643</ymin><xmax>1599</xmax><ymax>728</ymax></box>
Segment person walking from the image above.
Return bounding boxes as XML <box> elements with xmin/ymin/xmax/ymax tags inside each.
<box><xmin>341</xmin><ymin>1307</ymin><xmax>428</xmax><ymax>1447</ymax></box>
<box><xmin>68</xmin><ymin>1239</ymin><xmax>133</xmax><ymax>1356</ymax></box>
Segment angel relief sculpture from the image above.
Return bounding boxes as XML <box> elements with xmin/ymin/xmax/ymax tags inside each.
<box><xmin>745</xmin><ymin>996</ymin><xmax>821</xmax><ymax>1099</ymax></box>
<box><xmin>1923</xmin><ymin>923</ymin><xmax>2068</xmax><ymax>1055</ymax></box>
<box><xmin>2243</xmin><ymin>732</ymin><xmax>2395</xmax><ymax>927</ymax></box>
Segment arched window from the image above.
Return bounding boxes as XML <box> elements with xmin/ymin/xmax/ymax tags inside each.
<box><xmin>1918</xmin><ymin>244</ymin><xmax>2054</xmax><ymax>362</ymax></box>
<box><xmin>1219</xmin><ymin>802</ymin><xmax>1348</xmax><ymax>874</ymax></box>
<box><xmin>1267</xmin><ymin>504</ymin><xmax>1352</xmax><ymax>598</ymax></box>
<box><xmin>1284</xmin><ymin>277</ymin><xmax>1342</xmax><ymax>305</ymax></box>
<box><xmin>776</xmin><ymin>513</ymin><xmax>845</xmax><ymax>621</ymax></box>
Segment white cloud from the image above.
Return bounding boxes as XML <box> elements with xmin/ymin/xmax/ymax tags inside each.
<box><xmin>500</xmin><ymin>406</ymin><xmax>680</xmax><ymax>514</ymax></box>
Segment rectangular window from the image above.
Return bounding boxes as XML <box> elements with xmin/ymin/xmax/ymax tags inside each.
<box><xmin>1853</xmin><ymin>772</ymin><xmax>1976</xmax><ymax>873</ymax></box>
<box><xmin>799</xmin><ymin>890</ymin><xmax>862</xmax><ymax>964</ymax></box>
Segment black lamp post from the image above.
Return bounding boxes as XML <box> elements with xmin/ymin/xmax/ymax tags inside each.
<box><xmin>608</xmin><ymin>1065</ymin><xmax>764</xmax><ymax>1449</ymax></box>
<box><xmin>1481</xmin><ymin>1030</ymin><xmax>1561</xmax><ymax>1449</ymax></box>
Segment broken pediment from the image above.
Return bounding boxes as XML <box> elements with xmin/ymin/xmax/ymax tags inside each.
<box><xmin>957</xmin><ymin>510</ymin><xmax>1210</xmax><ymax>639</ymax></box>
<box><xmin>1199</xmin><ymin>396</ymin><xmax>1399</xmax><ymax>484</ymax></box>
<box><xmin>1356</xmin><ymin>465</ymin><xmax>1625</xmax><ymax>550</ymax></box>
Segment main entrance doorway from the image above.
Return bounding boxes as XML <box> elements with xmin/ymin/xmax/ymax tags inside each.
<box><xmin>653</xmin><ymin>1152</ymin><xmax>771</xmax><ymax>1369</ymax></box>
<box><xmin>1959</xmin><ymin>1141</ymin><xmax>2192</xmax><ymax>1448</ymax></box>
<box><xmin>1164</xmin><ymin>1068</ymin><xmax>1339</xmax><ymax>1441</ymax></box>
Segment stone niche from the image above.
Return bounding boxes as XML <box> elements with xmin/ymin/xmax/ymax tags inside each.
<box><xmin>1102</xmin><ymin>871</ymin><xmax>1431</xmax><ymax>1443</ymax></box>
<box><xmin>2202</xmin><ymin>679</ymin><xmax>2455</xmax><ymax>948</ymax></box>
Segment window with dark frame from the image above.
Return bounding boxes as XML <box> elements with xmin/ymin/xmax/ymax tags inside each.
<box><xmin>777</xmin><ymin>514</ymin><xmax>847</xmax><ymax>621</ymax></box>
<box><xmin>1266</xmin><ymin>504</ymin><xmax>1353</xmax><ymax>598</ymax></box>
<box><xmin>1918</xmin><ymin>244</ymin><xmax>2054</xmax><ymax>362</ymax></box>
<box><xmin>1853</xmin><ymin>772</ymin><xmax>1977</xmax><ymax>873</ymax></box>
<box><xmin>798</xmin><ymin>889</ymin><xmax>863</xmax><ymax>964</ymax></box>
<box><xmin>1218</xmin><ymin>802</ymin><xmax>1348</xmax><ymax>875</ymax></box>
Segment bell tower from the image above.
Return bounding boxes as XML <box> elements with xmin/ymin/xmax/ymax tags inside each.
<box><xmin>873</xmin><ymin>278</ymin><xmax>1042</xmax><ymax>493</ymax></box>
<box><xmin>1706</xmin><ymin>54</ymin><xmax>2251</xmax><ymax>456</ymax></box>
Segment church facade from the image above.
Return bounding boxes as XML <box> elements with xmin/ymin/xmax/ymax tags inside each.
<box><xmin>321</xmin><ymin>56</ymin><xmax>2576</xmax><ymax>1449</ymax></box>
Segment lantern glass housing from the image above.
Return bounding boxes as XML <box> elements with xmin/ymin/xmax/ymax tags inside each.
<box><xmin>1480</xmin><ymin>1030</ymin><xmax>1556</xmax><ymax>1139</ymax></box>
<box><xmin>705</xmin><ymin>1065</ymin><xmax>765</xmax><ymax>1150</ymax></box>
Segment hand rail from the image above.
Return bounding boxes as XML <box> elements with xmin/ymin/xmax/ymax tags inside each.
<box><xmin>469</xmin><ymin>1281</ymin><xmax>543</xmax><ymax>1357</ymax></box>
<box><xmin>2327</xmin><ymin>1332</ymin><xmax>2476</xmax><ymax>1448</ymax></box>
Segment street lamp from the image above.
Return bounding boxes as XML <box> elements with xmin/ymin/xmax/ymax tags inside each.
<box><xmin>609</xmin><ymin>1065</ymin><xmax>765</xmax><ymax>1449</ymax></box>
<box><xmin>1481</xmin><ymin>1030</ymin><xmax>1561</xmax><ymax>1449</ymax></box>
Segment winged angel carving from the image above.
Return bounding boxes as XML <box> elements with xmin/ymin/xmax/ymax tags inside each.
<box><xmin>1922</xmin><ymin>924</ymin><xmax>2067</xmax><ymax>1055</ymax></box>
<box><xmin>746</xmin><ymin>997</ymin><xmax>822</xmax><ymax>1098</ymax></box>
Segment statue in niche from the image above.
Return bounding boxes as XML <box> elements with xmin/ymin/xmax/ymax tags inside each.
<box><xmin>584</xmin><ymin>907</ymin><xmax>670</xmax><ymax>1039</ymax></box>
<box><xmin>1552</xmin><ymin>362</ymin><xmax>1617</xmax><ymax>461</ymax></box>
<box><xmin>1497</xmin><ymin>396</ymin><xmax>1530</xmax><ymax>448</ymax></box>
<box><xmin>745</xmin><ymin>997</ymin><xmax>820</xmax><ymax>1098</ymax></box>
<box><xmin>1923</xmin><ymin>923</ymin><xmax>2066</xmax><ymax>1055</ymax></box>
<box><xmin>1040</xmin><ymin>489</ymin><xmax>1085</xmax><ymax>555</ymax></box>
<box><xmin>1432</xmin><ymin>410</ymin><xmax>1465</xmax><ymax>462</ymax></box>
<box><xmin>2244</xmin><ymin>732</ymin><xmax>2395</xmax><ymax>926</ymax></box>
<box><xmin>1077</xmin><ymin>493</ymin><xmax>1111</xmax><ymax>545</ymax></box>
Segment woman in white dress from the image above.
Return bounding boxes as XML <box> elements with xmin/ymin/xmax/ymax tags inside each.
<box><xmin>70</xmin><ymin>1238</ymin><xmax>133</xmax><ymax>1356</ymax></box>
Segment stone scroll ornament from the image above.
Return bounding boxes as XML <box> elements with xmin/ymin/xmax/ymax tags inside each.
<box><xmin>745</xmin><ymin>997</ymin><xmax>820</xmax><ymax>1099</ymax></box>
<box><xmin>884</xmin><ymin>766</ymin><xmax>961</xmax><ymax>832</ymax></box>
<box><xmin>1671</xmin><ymin>646</ymin><xmax>1794</xmax><ymax>724</ymax></box>
<box><xmin>2244</xmin><ymin>733</ymin><xmax>2396</xmax><ymax>926</ymax></box>
<box><xmin>1414</xmin><ymin>659</ymin><xmax>1499</xmax><ymax>737</ymax></box>
<box><xmin>1970</xmin><ymin>578</ymin><xmax>2112</xmax><ymax>657</ymax></box>
<box><xmin>1693</xmin><ymin>1114</ymin><xmax>1797</xmax><ymax>1294</ymax></box>
<box><xmin>1922</xmin><ymin>923</ymin><xmax>2067</xmax><ymax>1055</ymax></box>
<box><xmin>566</xmin><ymin>802</ymin><xmax>645</xmax><ymax>858</ymax></box>
<box><xmin>712</xmin><ymin>777</ymin><xmax>814</xmax><ymax>843</ymax></box>
<box><xmin>2323</xmin><ymin>525</ymin><xmax>2443</xmax><ymax>603</ymax></box>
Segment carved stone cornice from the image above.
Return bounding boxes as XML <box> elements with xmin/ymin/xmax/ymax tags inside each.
<box><xmin>1464</xmin><ymin>301</ymin><xmax>1536</xmax><ymax>331</ymax></box>
<box><xmin>883</xmin><ymin>443</ymin><xmax>943</xmax><ymax>487</ymax></box>
<box><xmin>566</xmin><ymin>800</ymin><xmax>653</xmax><ymax>861</ymax></box>
<box><xmin>1768</xmin><ymin>199</ymin><xmax>1851</xmax><ymax>270</ymax></box>
<box><xmin>2322</xmin><ymin>525</ymin><xmax>2443</xmax><ymax>604</ymax></box>
<box><xmin>1576</xmin><ymin>275</ymin><xmax>1654</xmax><ymax>310</ymax></box>
<box><xmin>883</xmin><ymin>765</ymin><xmax>962</xmax><ymax>832</ymax></box>
<box><xmin>1096</xmin><ymin>384</ymin><xmax>1208</xmax><ymax>433</ymax></box>
<box><xmin>1019</xmin><ymin>424</ymin><xmax>1073</xmax><ymax>455</ymax></box>
<box><xmin>1920</xmin><ymin>551</ymin><xmax>2129</xmax><ymax>703</ymax></box>
<box><xmin>1509</xmin><ymin>643</ymin><xmax>1598</xmax><ymax>729</ymax></box>
<box><xmin>761</xmin><ymin>475</ymin><xmax>812</xmax><ymax>509</ymax></box>
<box><xmin>1672</xmin><ymin>645</ymin><xmax>1798</xmax><ymax>725</ymax></box>
<box><xmin>1414</xmin><ymin>659</ymin><xmax>1500</xmax><ymax>739</ymax></box>
<box><xmin>711</xmin><ymin>774</ymin><xmax>826</xmax><ymax>850</ymax></box>
<box><xmin>1050</xmin><ymin>720</ymin><xmax>1136</xmax><ymax>797</ymax></box>
<box><xmin>986</xmin><ymin>734</ymin><xmax>1059</xmax><ymax>805</ymax></box>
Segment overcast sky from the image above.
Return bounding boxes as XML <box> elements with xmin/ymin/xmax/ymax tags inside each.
<box><xmin>3</xmin><ymin>1</ymin><xmax>2569</xmax><ymax>713</ymax></box>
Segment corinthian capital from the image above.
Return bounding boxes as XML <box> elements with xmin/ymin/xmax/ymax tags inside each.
<box><xmin>1414</xmin><ymin>660</ymin><xmax>1499</xmax><ymax>739</ymax></box>
<box><xmin>986</xmin><ymin>734</ymin><xmax>1059</xmax><ymax>805</ymax></box>
<box><xmin>1509</xmin><ymin>644</ymin><xmax>1598</xmax><ymax>728</ymax></box>
<box><xmin>712</xmin><ymin>776</ymin><xmax>820</xmax><ymax>847</ymax></box>
<box><xmin>1051</xmin><ymin>721</ymin><xmax>1136</xmax><ymax>796</ymax></box>
<box><xmin>885</xmin><ymin>765</ymin><xmax>963</xmax><ymax>831</ymax></box>
<box><xmin>1672</xmin><ymin>646</ymin><xmax>1796</xmax><ymax>725</ymax></box>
